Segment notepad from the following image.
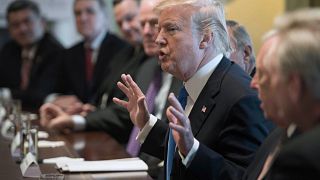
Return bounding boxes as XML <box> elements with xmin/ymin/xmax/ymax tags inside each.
<box><xmin>56</xmin><ymin>158</ymin><xmax>148</xmax><ymax>172</ymax></box>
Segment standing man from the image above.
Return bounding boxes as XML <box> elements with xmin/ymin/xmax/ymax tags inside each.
<box><xmin>53</xmin><ymin>0</ymin><xmax>130</xmax><ymax>112</ymax></box>
<box><xmin>114</xmin><ymin>0</ymin><xmax>269</xmax><ymax>179</ymax></box>
<box><xmin>0</xmin><ymin>0</ymin><xmax>63</xmax><ymax>110</ymax></box>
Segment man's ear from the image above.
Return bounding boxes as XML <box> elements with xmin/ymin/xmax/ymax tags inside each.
<box><xmin>288</xmin><ymin>74</ymin><xmax>304</xmax><ymax>104</ymax></box>
<box><xmin>243</xmin><ymin>45</ymin><xmax>252</xmax><ymax>65</ymax></box>
<box><xmin>199</xmin><ymin>32</ymin><xmax>213</xmax><ymax>49</ymax></box>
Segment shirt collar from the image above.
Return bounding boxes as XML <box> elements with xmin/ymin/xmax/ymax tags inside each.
<box><xmin>185</xmin><ymin>53</ymin><xmax>223</xmax><ymax>102</ymax></box>
<box><xmin>287</xmin><ymin>123</ymin><xmax>297</xmax><ymax>138</ymax></box>
<box><xmin>85</xmin><ymin>28</ymin><xmax>107</xmax><ymax>50</ymax></box>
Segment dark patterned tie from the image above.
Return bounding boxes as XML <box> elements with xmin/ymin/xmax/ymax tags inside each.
<box><xmin>167</xmin><ymin>86</ymin><xmax>188</xmax><ymax>179</ymax></box>
<box><xmin>126</xmin><ymin>69</ymin><xmax>162</xmax><ymax>157</ymax></box>
<box><xmin>85</xmin><ymin>48</ymin><xmax>94</xmax><ymax>83</ymax></box>
<box><xmin>20</xmin><ymin>51</ymin><xmax>32</xmax><ymax>90</ymax></box>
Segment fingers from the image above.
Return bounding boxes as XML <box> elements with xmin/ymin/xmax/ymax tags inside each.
<box><xmin>117</xmin><ymin>81</ymin><xmax>131</xmax><ymax>98</ymax></box>
<box><xmin>167</xmin><ymin>106</ymin><xmax>188</xmax><ymax>127</ymax></box>
<box><xmin>168</xmin><ymin>93</ymin><xmax>185</xmax><ymax>113</ymax></box>
<box><xmin>39</xmin><ymin>103</ymin><xmax>65</xmax><ymax>128</ymax></box>
<box><xmin>113</xmin><ymin>97</ymin><xmax>128</xmax><ymax>108</ymax></box>
<box><xmin>126</xmin><ymin>75</ymin><xmax>144</xmax><ymax>97</ymax></box>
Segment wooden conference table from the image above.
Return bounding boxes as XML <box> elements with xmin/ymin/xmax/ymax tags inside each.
<box><xmin>0</xmin><ymin>129</ymin><xmax>152</xmax><ymax>180</ymax></box>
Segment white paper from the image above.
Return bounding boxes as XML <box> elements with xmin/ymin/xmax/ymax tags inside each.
<box><xmin>38</xmin><ymin>140</ymin><xmax>65</xmax><ymax>148</ymax></box>
<box><xmin>92</xmin><ymin>171</ymin><xmax>149</xmax><ymax>179</ymax></box>
<box><xmin>20</xmin><ymin>152</ymin><xmax>41</xmax><ymax>178</ymax></box>
<box><xmin>37</xmin><ymin>131</ymin><xmax>49</xmax><ymax>139</ymax></box>
<box><xmin>43</xmin><ymin>156</ymin><xmax>84</xmax><ymax>164</ymax></box>
<box><xmin>56</xmin><ymin>158</ymin><xmax>148</xmax><ymax>172</ymax></box>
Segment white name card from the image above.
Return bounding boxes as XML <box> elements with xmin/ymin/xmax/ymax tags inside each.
<box><xmin>20</xmin><ymin>152</ymin><xmax>41</xmax><ymax>178</ymax></box>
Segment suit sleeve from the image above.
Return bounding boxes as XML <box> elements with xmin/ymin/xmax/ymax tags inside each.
<box><xmin>188</xmin><ymin>95</ymin><xmax>269</xmax><ymax>180</ymax></box>
<box><xmin>140</xmin><ymin>120</ymin><xmax>169</xmax><ymax>160</ymax></box>
<box><xmin>85</xmin><ymin>103</ymin><xmax>133</xmax><ymax>144</ymax></box>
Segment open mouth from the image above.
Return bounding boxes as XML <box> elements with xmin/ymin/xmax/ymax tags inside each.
<box><xmin>159</xmin><ymin>50</ymin><xmax>166</xmax><ymax>61</ymax></box>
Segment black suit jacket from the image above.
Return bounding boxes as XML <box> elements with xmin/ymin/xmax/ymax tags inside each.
<box><xmin>243</xmin><ymin>127</ymin><xmax>284</xmax><ymax>180</ymax></box>
<box><xmin>59</xmin><ymin>33</ymin><xmax>130</xmax><ymax>103</ymax></box>
<box><xmin>269</xmin><ymin>126</ymin><xmax>320</xmax><ymax>180</ymax></box>
<box><xmin>141</xmin><ymin>57</ymin><xmax>270</xmax><ymax>180</ymax></box>
<box><xmin>0</xmin><ymin>33</ymin><xmax>64</xmax><ymax>109</ymax></box>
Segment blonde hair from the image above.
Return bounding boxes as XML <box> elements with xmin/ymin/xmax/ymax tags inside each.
<box><xmin>154</xmin><ymin>0</ymin><xmax>231</xmax><ymax>56</ymax></box>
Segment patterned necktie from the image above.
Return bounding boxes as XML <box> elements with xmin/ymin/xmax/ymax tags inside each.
<box><xmin>20</xmin><ymin>50</ymin><xmax>33</xmax><ymax>90</ymax></box>
<box><xmin>166</xmin><ymin>86</ymin><xmax>188</xmax><ymax>180</ymax></box>
<box><xmin>85</xmin><ymin>48</ymin><xmax>94</xmax><ymax>83</ymax></box>
<box><xmin>126</xmin><ymin>69</ymin><xmax>162</xmax><ymax>157</ymax></box>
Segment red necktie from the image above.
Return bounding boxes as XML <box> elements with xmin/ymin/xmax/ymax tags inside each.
<box><xmin>85</xmin><ymin>48</ymin><xmax>94</xmax><ymax>83</ymax></box>
<box><xmin>20</xmin><ymin>52</ymin><xmax>32</xmax><ymax>90</ymax></box>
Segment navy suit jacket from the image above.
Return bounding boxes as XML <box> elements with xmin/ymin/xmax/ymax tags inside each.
<box><xmin>59</xmin><ymin>33</ymin><xmax>130</xmax><ymax>103</ymax></box>
<box><xmin>141</xmin><ymin>57</ymin><xmax>270</xmax><ymax>180</ymax></box>
<box><xmin>0</xmin><ymin>33</ymin><xmax>63</xmax><ymax>110</ymax></box>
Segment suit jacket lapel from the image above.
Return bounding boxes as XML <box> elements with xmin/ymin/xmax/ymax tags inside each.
<box><xmin>189</xmin><ymin>57</ymin><xmax>232</xmax><ymax>136</ymax></box>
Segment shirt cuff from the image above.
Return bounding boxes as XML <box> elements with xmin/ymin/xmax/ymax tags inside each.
<box><xmin>44</xmin><ymin>93</ymin><xmax>60</xmax><ymax>103</ymax></box>
<box><xmin>71</xmin><ymin>115</ymin><xmax>86</xmax><ymax>131</ymax></box>
<box><xmin>179</xmin><ymin>138</ymin><xmax>199</xmax><ymax>167</ymax></box>
<box><xmin>137</xmin><ymin>114</ymin><xmax>157</xmax><ymax>144</ymax></box>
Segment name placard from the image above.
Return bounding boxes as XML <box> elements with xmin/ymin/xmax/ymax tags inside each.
<box><xmin>20</xmin><ymin>152</ymin><xmax>41</xmax><ymax>178</ymax></box>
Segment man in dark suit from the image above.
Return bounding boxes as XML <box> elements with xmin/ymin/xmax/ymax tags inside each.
<box><xmin>114</xmin><ymin>0</ymin><xmax>270</xmax><ymax>179</ymax></box>
<box><xmin>246</xmin><ymin>9</ymin><xmax>320</xmax><ymax>179</ymax></box>
<box><xmin>0</xmin><ymin>0</ymin><xmax>63</xmax><ymax>110</ymax></box>
<box><xmin>264</xmin><ymin>9</ymin><xmax>320</xmax><ymax>179</ymax></box>
<box><xmin>52</xmin><ymin>0</ymin><xmax>130</xmax><ymax>113</ymax></box>
<box><xmin>243</xmin><ymin>32</ymin><xmax>289</xmax><ymax>180</ymax></box>
<box><xmin>40</xmin><ymin>0</ymin><xmax>147</xmax><ymax>139</ymax></box>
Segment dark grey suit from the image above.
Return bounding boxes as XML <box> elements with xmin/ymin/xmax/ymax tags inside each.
<box><xmin>269</xmin><ymin>126</ymin><xmax>320</xmax><ymax>180</ymax></box>
<box><xmin>243</xmin><ymin>127</ymin><xmax>284</xmax><ymax>180</ymax></box>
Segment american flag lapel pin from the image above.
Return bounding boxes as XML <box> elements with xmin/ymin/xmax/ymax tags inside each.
<box><xmin>201</xmin><ymin>105</ymin><xmax>207</xmax><ymax>113</ymax></box>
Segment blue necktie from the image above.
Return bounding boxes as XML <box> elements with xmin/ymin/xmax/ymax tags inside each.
<box><xmin>166</xmin><ymin>86</ymin><xmax>188</xmax><ymax>179</ymax></box>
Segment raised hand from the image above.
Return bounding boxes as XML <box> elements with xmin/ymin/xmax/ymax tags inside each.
<box><xmin>166</xmin><ymin>93</ymin><xmax>194</xmax><ymax>156</ymax></box>
<box><xmin>113</xmin><ymin>74</ymin><xmax>150</xmax><ymax>129</ymax></box>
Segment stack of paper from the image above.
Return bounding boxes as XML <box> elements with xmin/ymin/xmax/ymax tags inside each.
<box><xmin>56</xmin><ymin>158</ymin><xmax>148</xmax><ymax>172</ymax></box>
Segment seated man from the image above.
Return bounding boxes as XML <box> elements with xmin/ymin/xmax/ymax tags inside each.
<box><xmin>113</xmin><ymin>0</ymin><xmax>270</xmax><ymax>179</ymax></box>
<box><xmin>227</xmin><ymin>20</ymin><xmax>256</xmax><ymax>76</ymax></box>
<box><xmin>0</xmin><ymin>0</ymin><xmax>64</xmax><ymax>110</ymax></box>
<box><xmin>51</xmin><ymin>0</ymin><xmax>130</xmax><ymax>113</ymax></box>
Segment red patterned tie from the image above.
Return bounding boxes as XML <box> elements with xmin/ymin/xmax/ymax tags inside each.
<box><xmin>85</xmin><ymin>48</ymin><xmax>94</xmax><ymax>83</ymax></box>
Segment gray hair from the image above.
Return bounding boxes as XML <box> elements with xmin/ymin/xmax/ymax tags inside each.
<box><xmin>154</xmin><ymin>0</ymin><xmax>231</xmax><ymax>56</ymax></box>
<box><xmin>274</xmin><ymin>8</ymin><xmax>320</xmax><ymax>100</ymax></box>
<box><xmin>226</xmin><ymin>20</ymin><xmax>255</xmax><ymax>73</ymax></box>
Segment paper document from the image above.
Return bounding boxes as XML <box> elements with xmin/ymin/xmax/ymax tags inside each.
<box><xmin>56</xmin><ymin>158</ymin><xmax>148</xmax><ymax>172</ymax></box>
<box><xmin>38</xmin><ymin>140</ymin><xmax>65</xmax><ymax>148</ymax></box>
<box><xmin>43</xmin><ymin>156</ymin><xmax>84</xmax><ymax>164</ymax></box>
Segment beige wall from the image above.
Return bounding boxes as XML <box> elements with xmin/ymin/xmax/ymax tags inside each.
<box><xmin>225</xmin><ymin>0</ymin><xmax>285</xmax><ymax>54</ymax></box>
